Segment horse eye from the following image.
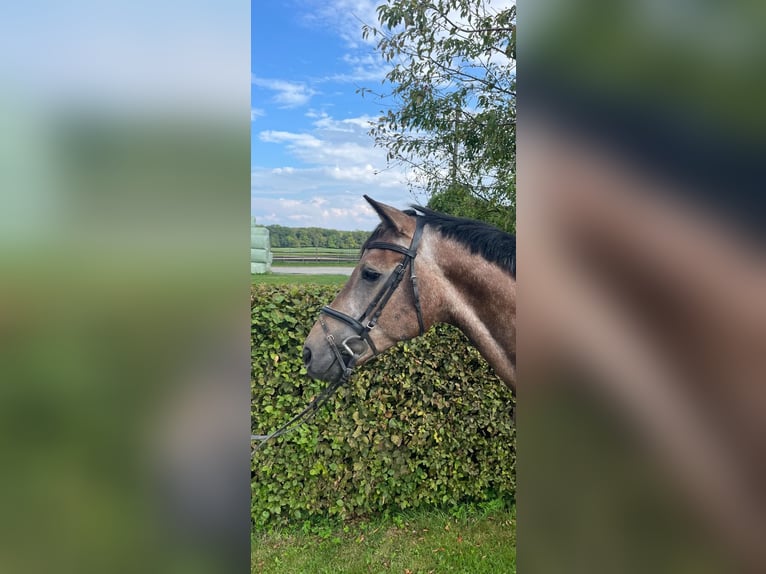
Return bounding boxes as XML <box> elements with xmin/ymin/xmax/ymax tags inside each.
<box><xmin>361</xmin><ymin>268</ymin><xmax>382</xmax><ymax>282</ymax></box>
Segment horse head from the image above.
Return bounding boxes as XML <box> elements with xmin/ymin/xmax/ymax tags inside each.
<box><xmin>303</xmin><ymin>196</ymin><xmax>435</xmax><ymax>383</ymax></box>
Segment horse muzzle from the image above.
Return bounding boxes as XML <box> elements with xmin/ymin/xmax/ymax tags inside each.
<box><xmin>303</xmin><ymin>329</ymin><xmax>371</xmax><ymax>383</ymax></box>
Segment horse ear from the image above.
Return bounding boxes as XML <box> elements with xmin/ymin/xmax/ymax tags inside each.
<box><xmin>364</xmin><ymin>195</ymin><xmax>410</xmax><ymax>236</ymax></box>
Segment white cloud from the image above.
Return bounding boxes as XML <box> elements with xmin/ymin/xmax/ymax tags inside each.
<box><xmin>313</xmin><ymin>114</ymin><xmax>375</xmax><ymax>132</ymax></box>
<box><xmin>303</xmin><ymin>0</ymin><xmax>381</xmax><ymax>49</ymax></box>
<box><xmin>323</xmin><ymin>164</ymin><xmax>402</xmax><ymax>188</ymax></box>
<box><xmin>321</xmin><ymin>53</ymin><xmax>389</xmax><ymax>83</ymax></box>
<box><xmin>251</xmin><ymin>108</ymin><xmax>265</xmax><ymax>121</ymax></box>
<box><xmin>251</xmin><ymin>159</ymin><xmax>415</xmax><ymax>230</ymax></box>
<box><xmin>252</xmin><ymin>195</ymin><xmax>385</xmax><ymax>231</ymax></box>
<box><xmin>253</xmin><ymin>109</ymin><xmax>416</xmax><ymax>229</ymax></box>
<box><xmin>257</xmin><ymin>111</ymin><xmax>412</xmax><ymax>193</ymax></box>
<box><xmin>260</xmin><ymin>130</ymin><xmax>323</xmax><ymax>148</ymax></box>
<box><xmin>252</xmin><ymin>76</ymin><xmax>317</xmax><ymax>108</ymax></box>
<box><xmin>342</xmin><ymin>53</ymin><xmax>380</xmax><ymax>68</ymax></box>
<box><xmin>258</xmin><ymin>115</ymin><xmax>392</xmax><ymax>172</ymax></box>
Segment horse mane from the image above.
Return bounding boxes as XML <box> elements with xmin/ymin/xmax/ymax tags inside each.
<box><xmin>362</xmin><ymin>206</ymin><xmax>516</xmax><ymax>278</ymax></box>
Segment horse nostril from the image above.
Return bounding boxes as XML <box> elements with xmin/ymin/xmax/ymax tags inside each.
<box><xmin>302</xmin><ymin>346</ymin><xmax>312</xmax><ymax>366</ymax></box>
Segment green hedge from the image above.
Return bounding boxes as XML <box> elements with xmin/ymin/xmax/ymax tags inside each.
<box><xmin>251</xmin><ymin>284</ymin><xmax>515</xmax><ymax>529</ymax></box>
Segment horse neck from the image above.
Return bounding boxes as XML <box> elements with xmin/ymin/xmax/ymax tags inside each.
<box><xmin>426</xmin><ymin>233</ymin><xmax>517</xmax><ymax>386</ymax></box>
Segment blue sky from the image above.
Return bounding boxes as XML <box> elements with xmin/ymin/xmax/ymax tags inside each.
<box><xmin>251</xmin><ymin>0</ymin><xmax>417</xmax><ymax>231</ymax></box>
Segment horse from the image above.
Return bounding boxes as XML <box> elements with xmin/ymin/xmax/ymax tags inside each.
<box><xmin>302</xmin><ymin>195</ymin><xmax>516</xmax><ymax>389</ymax></box>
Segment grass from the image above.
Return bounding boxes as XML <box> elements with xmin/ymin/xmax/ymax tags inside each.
<box><xmin>252</xmin><ymin>273</ymin><xmax>349</xmax><ymax>286</ymax></box>
<box><xmin>252</xmin><ymin>503</ymin><xmax>516</xmax><ymax>574</ymax></box>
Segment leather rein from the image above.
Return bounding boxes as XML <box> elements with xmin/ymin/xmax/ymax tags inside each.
<box><xmin>252</xmin><ymin>217</ymin><xmax>426</xmax><ymax>454</ymax></box>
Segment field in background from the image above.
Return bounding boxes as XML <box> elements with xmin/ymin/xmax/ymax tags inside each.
<box><xmin>252</xmin><ymin>273</ymin><xmax>348</xmax><ymax>286</ymax></box>
<box><xmin>272</xmin><ymin>261</ymin><xmax>357</xmax><ymax>267</ymax></box>
<box><xmin>252</xmin><ymin>502</ymin><xmax>515</xmax><ymax>574</ymax></box>
<box><xmin>271</xmin><ymin>247</ymin><xmax>359</xmax><ymax>266</ymax></box>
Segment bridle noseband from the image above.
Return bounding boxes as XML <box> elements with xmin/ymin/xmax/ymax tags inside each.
<box><xmin>319</xmin><ymin>216</ymin><xmax>426</xmax><ymax>373</ymax></box>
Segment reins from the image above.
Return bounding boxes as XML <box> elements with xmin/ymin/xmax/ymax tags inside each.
<box><xmin>250</xmin><ymin>317</ymin><xmax>355</xmax><ymax>454</ymax></box>
<box><xmin>251</xmin><ymin>217</ymin><xmax>426</xmax><ymax>455</ymax></box>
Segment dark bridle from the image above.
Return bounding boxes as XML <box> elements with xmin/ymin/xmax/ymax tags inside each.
<box><xmin>319</xmin><ymin>216</ymin><xmax>426</xmax><ymax>379</ymax></box>
<box><xmin>252</xmin><ymin>216</ymin><xmax>426</xmax><ymax>453</ymax></box>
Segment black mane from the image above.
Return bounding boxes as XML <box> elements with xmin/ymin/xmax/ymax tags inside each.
<box><xmin>362</xmin><ymin>206</ymin><xmax>516</xmax><ymax>278</ymax></box>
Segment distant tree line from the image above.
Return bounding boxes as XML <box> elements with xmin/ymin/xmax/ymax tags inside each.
<box><xmin>267</xmin><ymin>225</ymin><xmax>370</xmax><ymax>249</ymax></box>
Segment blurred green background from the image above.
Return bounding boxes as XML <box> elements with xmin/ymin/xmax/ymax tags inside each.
<box><xmin>0</xmin><ymin>2</ymin><xmax>250</xmax><ymax>573</ymax></box>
